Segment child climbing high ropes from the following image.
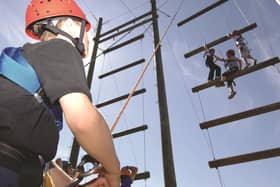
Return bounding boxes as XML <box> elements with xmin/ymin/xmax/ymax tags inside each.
<box><xmin>228</xmin><ymin>30</ymin><xmax>257</xmax><ymax>68</ymax></box>
<box><xmin>0</xmin><ymin>0</ymin><xmax>120</xmax><ymax>186</ymax></box>
<box><xmin>203</xmin><ymin>45</ymin><xmax>224</xmax><ymax>81</ymax></box>
<box><xmin>220</xmin><ymin>49</ymin><xmax>242</xmax><ymax>99</ymax></box>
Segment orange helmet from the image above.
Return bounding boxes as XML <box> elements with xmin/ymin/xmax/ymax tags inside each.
<box><xmin>25</xmin><ymin>0</ymin><xmax>91</xmax><ymax>39</ymax></box>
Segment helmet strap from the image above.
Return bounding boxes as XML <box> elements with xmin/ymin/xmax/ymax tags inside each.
<box><xmin>76</xmin><ymin>20</ymin><xmax>86</xmax><ymax>55</ymax></box>
<box><xmin>41</xmin><ymin>21</ymin><xmax>86</xmax><ymax>56</ymax></box>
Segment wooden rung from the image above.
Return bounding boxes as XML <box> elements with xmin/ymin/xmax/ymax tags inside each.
<box><xmin>96</xmin><ymin>88</ymin><xmax>146</xmax><ymax>108</ymax></box>
<box><xmin>200</xmin><ymin>101</ymin><xmax>280</xmax><ymax>129</ymax></box>
<box><xmin>192</xmin><ymin>57</ymin><xmax>280</xmax><ymax>93</ymax></box>
<box><xmin>103</xmin><ymin>34</ymin><xmax>144</xmax><ymax>54</ymax></box>
<box><xmin>99</xmin><ymin>59</ymin><xmax>145</xmax><ymax>79</ymax></box>
<box><xmin>184</xmin><ymin>23</ymin><xmax>257</xmax><ymax>59</ymax></box>
<box><xmin>113</xmin><ymin>125</ymin><xmax>148</xmax><ymax>139</ymax></box>
<box><xmin>209</xmin><ymin>148</ymin><xmax>280</xmax><ymax>168</ymax></box>
<box><xmin>99</xmin><ymin>18</ymin><xmax>153</xmax><ymax>43</ymax></box>
<box><xmin>100</xmin><ymin>11</ymin><xmax>152</xmax><ymax>38</ymax></box>
<box><xmin>177</xmin><ymin>0</ymin><xmax>229</xmax><ymax>27</ymax></box>
<box><xmin>135</xmin><ymin>171</ymin><xmax>150</xmax><ymax>181</ymax></box>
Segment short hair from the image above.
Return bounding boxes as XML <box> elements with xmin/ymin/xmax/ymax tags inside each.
<box><xmin>209</xmin><ymin>48</ymin><xmax>215</xmax><ymax>53</ymax></box>
<box><xmin>226</xmin><ymin>49</ymin><xmax>235</xmax><ymax>57</ymax></box>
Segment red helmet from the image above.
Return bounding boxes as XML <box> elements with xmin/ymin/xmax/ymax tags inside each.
<box><xmin>25</xmin><ymin>0</ymin><xmax>91</xmax><ymax>40</ymax></box>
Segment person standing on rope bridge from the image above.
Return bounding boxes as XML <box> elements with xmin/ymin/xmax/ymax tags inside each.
<box><xmin>120</xmin><ymin>166</ymin><xmax>138</xmax><ymax>187</ymax></box>
<box><xmin>0</xmin><ymin>0</ymin><xmax>120</xmax><ymax>187</ymax></box>
<box><xmin>203</xmin><ymin>45</ymin><xmax>223</xmax><ymax>81</ymax></box>
<box><xmin>221</xmin><ymin>49</ymin><xmax>242</xmax><ymax>99</ymax></box>
<box><xmin>228</xmin><ymin>30</ymin><xmax>257</xmax><ymax>68</ymax></box>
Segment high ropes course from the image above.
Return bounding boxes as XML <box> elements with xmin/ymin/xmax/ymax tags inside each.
<box><xmin>50</xmin><ymin>0</ymin><xmax>184</xmax><ymax>186</ymax></box>
<box><xmin>46</xmin><ymin>0</ymin><xmax>280</xmax><ymax>186</ymax></box>
<box><xmin>176</xmin><ymin>0</ymin><xmax>280</xmax><ymax>187</ymax></box>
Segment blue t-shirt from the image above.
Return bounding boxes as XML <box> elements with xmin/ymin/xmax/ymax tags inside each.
<box><xmin>121</xmin><ymin>175</ymin><xmax>133</xmax><ymax>187</ymax></box>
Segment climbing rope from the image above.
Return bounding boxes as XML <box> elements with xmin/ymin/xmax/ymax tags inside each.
<box><xmin>232</xmin><ymin>1</ymin><xmax>280</xmax><ymax>76</ymax></box>
<box><xmin>140</xmin><ymin>38</ymin><xmax>148</xmax><ymax>187</ymax></box>
<box><xmin>103</xmin><ymin>1</ymin><xmax>150</xmax><ymax>25</ymax></box>
<box><xmin>166</xmin><ymin>34</ymin><xmax>226</xmax><ymax>187</ymax></box>
<box><xmin>110</xmin><ymin>0</ymin><xmax>185</xmax><ymax>132</ymax></box>
<box><xmin>77</xmin><ymin>0</ymin><xmax>98</xmax><ymax>22</ymax></box>
<box><xmin>106</xmin><ymin>55</ymin><xmax>138</xmax><ymax>166</ymax></box>
<box><xmin>198</xmin><ymin>93</ymin><xmax>226</xmax><ymax>187</ymax></box>
<box><xmin>95</xmin><ymin>55</ymin><xmax>106</xmax><ymax>103</ymax></box>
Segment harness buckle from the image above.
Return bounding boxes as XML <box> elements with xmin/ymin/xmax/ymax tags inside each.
<box><xmin>34</xmin><ymin>88</ymin><xmax>44</xmax><ymax>104</ymax></box>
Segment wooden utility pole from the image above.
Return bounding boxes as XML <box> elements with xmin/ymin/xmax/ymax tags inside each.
<box><xmin>69</xmin><ymin>18</ymin><xmax>103</xmax><ymax>167</ymax></box>
<box><xmin>151</xmin><ymin>0</ymin><xmax>177</xmax><ymax>186</ymax></box>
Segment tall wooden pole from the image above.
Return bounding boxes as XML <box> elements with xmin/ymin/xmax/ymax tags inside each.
<box><xmin>69</xmin><ymin>18</ymin><xmax>103</xmax><ymax>167</ymax></box>
<box><xmin>150</xmin><ymin>0</ymin><xmax>177</xmax><ymax>186</ymax></box>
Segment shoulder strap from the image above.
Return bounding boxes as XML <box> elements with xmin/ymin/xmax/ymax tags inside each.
<box><xmin>0</xmin><ymin>47</ymin><xmax>63</xmax><ymax>131</ymax></box>
<box><xmin>0</xmin><ymin>47</ymin><xmax>40</xmax><ymax>94</ymax></box>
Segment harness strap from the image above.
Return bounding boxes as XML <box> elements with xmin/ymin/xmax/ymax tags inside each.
<box><xmin>0</xmin><ymin>47</ymin><xmax>40</xmax><ymax>94</ymax></box>
<box><xmin>0</xmin><ymin>47</ymin><xmax>63</xmax><ymax>130</ymax></box>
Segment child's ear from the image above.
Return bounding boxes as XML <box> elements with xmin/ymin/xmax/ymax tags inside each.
<box><xmin>63</xmin><ymin>18</ymin><xmax>74</xmax><ymax>28</ymax></box>
<box><xmin>61</xmin><ymin>18</ymin><xmax>79</xmax><ymax>37</ymax></box>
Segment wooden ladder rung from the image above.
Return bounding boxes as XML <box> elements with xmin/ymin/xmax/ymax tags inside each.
<box><xmin>184</xmin><ymin>23</ymin><xmax>257</xmax><ymax>59</ymax></box>
<box><xmin>209</xmin><ymin>148</ymin><xmax>280</xmax><ymax>168</ymax></box>
<box><xmin>192</xmin><ymin>57</ymin><xmax>280</xmax><ymax>93</ymax></box>
<box><xmin>200</xmin><ymin>101</ymin><xmax>280</xmax><ymax>129</ymax></box>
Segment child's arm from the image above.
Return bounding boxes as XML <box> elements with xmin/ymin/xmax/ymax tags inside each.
<box><xmin>203</xmin><ymin>44</ymin><xmax>209</xmax><ymax>51</ymax></box>
<box><xmin>214</xmin><ymin>55</ymin><xmax>225</xmax><ymax>62</ymax></box>
<box><xmin>234</xmin><ymin>57</ymin><xmax>242</xmax><ymax>70</ymax></box>
<box><xmin>203</xmin><ymin>44</ymin><xmax>209</xmax><ymax>58</ymax></box>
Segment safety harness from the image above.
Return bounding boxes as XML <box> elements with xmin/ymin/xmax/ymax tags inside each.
<box><xmin>0</xmin><ymin>47</ymin><xmax>63</xmax><ymax>130</ymax></box>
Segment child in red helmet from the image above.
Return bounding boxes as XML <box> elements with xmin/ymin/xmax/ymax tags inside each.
<box><xmin>228</xmin><ymin>30</ymin><xmax>257</xmax><ymax>68</ymax></box>
<box><xmin>0</xmin><ymin>0</ymin><xmax>120</xmax><ymax>186</ymax></box>
<box><xmin>120</xmin><ymin>166</ymin><xmax>138</xmax><ymax>187</ymax></box>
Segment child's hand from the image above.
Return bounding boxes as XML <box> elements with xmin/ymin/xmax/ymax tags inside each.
<box><xmin>78</xmin><ymin>177</ymin><xmax>110</xmax><ymax>187</ymax></box>
<box><xmin>97</xmin><ymin>167</ymin><xmax>120</xmax><ymax>187</ymax></box>
<box><xmin>203</xmin><ymin>44</ymin><xmax>208</xmax><ymax>49</ymax></box>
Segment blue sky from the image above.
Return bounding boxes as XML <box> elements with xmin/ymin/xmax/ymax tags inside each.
<box><xmin>1</xmin><ymin>0</ymin><xmax>280</xmax><ymax>187</ymax></box>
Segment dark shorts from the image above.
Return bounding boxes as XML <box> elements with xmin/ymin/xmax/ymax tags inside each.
<box><xmin>0</xmin><ymin>143</ymin><xmax>43</xmax><ymax>187</ymax></box>
<box><xmin>0</xmin><ymin>166</ymin><xmax>19</xmax><ymax>187</ymax></box>
<box><xmin>222</xmin><ymin>67</ymin><xmax>239</xmax><ymax>77</ymax></box>
<box><xmin>121</xmin><ymin>175</ymin><xmax>133</xmax><ymax>187</ymax></box>
<box><xmin>222</xmin><ymin>67</ymin><xmax>239</xmax><ymax>87</ymax></box>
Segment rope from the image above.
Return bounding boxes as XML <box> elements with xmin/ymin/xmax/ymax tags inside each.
<box><xmin>95</xmin><ymin>55</ymin><xmax>106</xmax><ymax>103</ymax></box>
<box><xmin>175</xmin><ymin>10</ymin><xmax>226</xmax><ymax>186</ymax></box>
<box><xmin>198</xmin><ymin>92</ymin><xmax>226</xmax><ymax>187</ymax></box>
<box><xmin>110</xmin><ymin>0</ymin><xmax>185</xmax><ymax>132</ymax></box>
<box><xmin>166</xmin><ymin>34</ymin><xmax>225</xmax><ymax>187</ymax></box>
<box><xmin>118</xmin><ymin>0</ymin><xmax>135</xmax><ymax>17</ymax></box>
<box><xmin>158</xmin><ymin>0</ymin><xmax>169</xmax><ymax>9</ymax></box>
<box><xmin>232</xmin><ymin>0</ymin><xmax>250</xmax><ymax>25</ymax></box>
<box><xmin>106</xmin><ymin>56</ymin><xmax>138</xmax><ymax>166</ymax></box>
<box><xmin>103</xmin><ymin>1</ymin><xmax>150</xmax><ymax>25</ymax></box>
<box><xmin>232</xmin><ymin>1</ymin><xmax>280</xmax><ymax>75</ymax></box>
<box><xmin>117</xmin><ymin>0</ymin><xmax>154</xmax><ymax>40</ymax></box>
<box><xmin>78</xmin><ymin>0</ymin><xmax>98</xmax><ymax>22</ymax></box>
<box><xmin>140</xmin><ymin>38</ymin><xmax>148</xmax><ymax>187</ymax></box>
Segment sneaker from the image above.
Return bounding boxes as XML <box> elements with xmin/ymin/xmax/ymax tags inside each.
<box><xmin>215</xmin><ymin>76</ymin><xmax>221</xmax><ymax>80</ymax></box>
<box><xmin>228</xmin><ymin>91</ymin><xmax>237</xmax><ymax>99</ymax></box>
